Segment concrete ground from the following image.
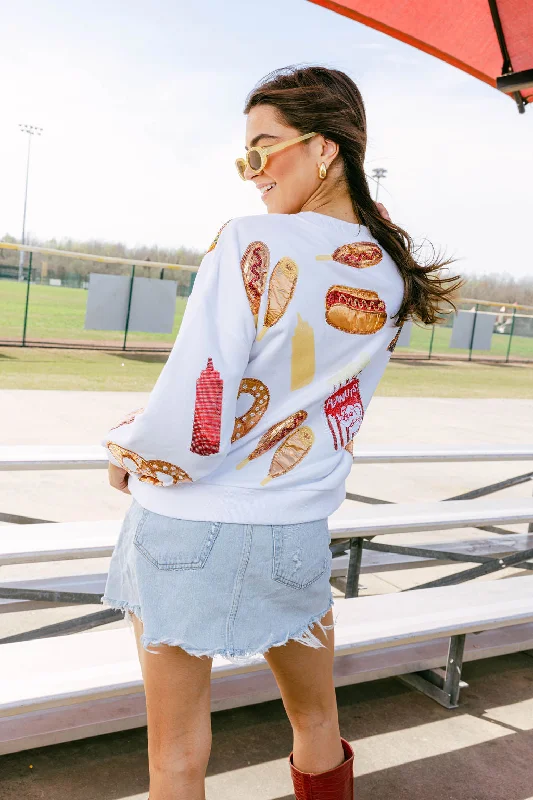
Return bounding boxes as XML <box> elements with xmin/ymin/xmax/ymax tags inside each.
<box><xmin>1</xmin><ymin>390</ymin><xmax>533</xmax><ymax>798</ymax></box>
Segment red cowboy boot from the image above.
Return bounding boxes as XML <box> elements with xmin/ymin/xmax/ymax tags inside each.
<box><xmin>289</xmin><ymin>737</ymin><xmax>354</xmax><ymax>799</ymax></box>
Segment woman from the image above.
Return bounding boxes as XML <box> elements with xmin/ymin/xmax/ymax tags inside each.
<box><xmin>101</xmin><ymin>65</ymin><xmax>463</xmax><ymax>800</ymax></box>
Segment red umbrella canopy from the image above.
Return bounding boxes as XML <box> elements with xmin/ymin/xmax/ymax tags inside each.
<box><xmin>306</xmin><ymin>0</ymin><xmax>533</xmax><ymax>112</ymax></box>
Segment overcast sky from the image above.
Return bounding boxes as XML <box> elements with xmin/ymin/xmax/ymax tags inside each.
<box><xmin>1</xmin><ymin>0</ymin><xmax>531</xmax><ymax>277</ymax></box>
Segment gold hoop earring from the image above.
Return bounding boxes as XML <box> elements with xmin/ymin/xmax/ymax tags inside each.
<box><xmin>318</xmin><ymin>162</ymin><xmax>327</xmax><ymax>180</ymax></box>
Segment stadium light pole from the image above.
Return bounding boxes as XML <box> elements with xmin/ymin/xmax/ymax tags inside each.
<box><xmin>372</xmin><ymin>167</ymin><xmax>387</xmax><ymax>202</ymax></box>
<box><xmin>18</xmin><ymin>124</ymin><xmax>43</xmax><ymax>281</ymax></box>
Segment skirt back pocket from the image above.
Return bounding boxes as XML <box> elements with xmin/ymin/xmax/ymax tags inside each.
<box><xmin>134</xmin><ymin>510</ymin><xmax>222</xmax><ymax>570</ymax></box>
<box><xmin>271</xmin><ymin>519</ymin><xmax>330</xmax><ymax>590</ymax></box>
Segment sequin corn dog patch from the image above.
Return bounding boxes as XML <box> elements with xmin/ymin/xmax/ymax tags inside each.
<box><xmin>231</xmin><ymin>378</ymin><xmax>270</xmax><ymax>442</ymax></box>
<box><xmin>241</xmin><ymin>241</ymin><xmax>270</xmax><ymax>323</ymax></box>
<box><xmin>236</xmin><ymin>410</ymin><xmax>307</xmax><ymax>470</ymax></box>
<box><xmin>256</xmin><ymin>257</ymin><xmax>298</xmax><ymax>341</ymax></box>
<box><xmin>260</xmin><ymin>426</ymin><xmax>315</xmax><ymax>486</ymax></box>
<box><xmin>325</xmin><ymin>285</ymin><xmax>387</xmax><ymax>335</ymax></box>
<box><xmin>107</xmin><ymin>442</ymin><xmax>192</xmax><ymax>487</ymax></box>
<box><xmin>316</xmin><ymin>242</ymin><xmax>382</xmax><ymax>268</ymax></box>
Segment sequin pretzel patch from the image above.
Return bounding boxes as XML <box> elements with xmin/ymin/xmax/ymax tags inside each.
<box><xmin>240</xmin><ymin>241</ymin><xmax>270</xmax><ymax>324</ymax></box>
<box><xmin>190</xmin><ymin>358</ymin><xmax>223</xmax><ymax>456</ymax></box>
<box><xmin>260</xmin><ymin>426</ymin><xmax>315</xmax><ymax>486</ymax></box>
<box><xmin>231</xmin><ymin>378</ymin><xmax>270</xmax><ymax>443</ymax></box>
<box><xmin>323</xmin><ymin>374</ymin><xmax>364</xmax><ymax>451</ymax></box>
<box><xmin>106</xmin><ymin>442</ymin><xmax>192</xmax><ymax>487</ymax></box>
<box><xmin>316</xmin><ymin>241</ymin><xmax>383</xmax><ymax>268</ymax></box>
<box><xmin>236</xmin><ymin>410</ymin><xmax>307</xmax><ymax>470</ymax></box>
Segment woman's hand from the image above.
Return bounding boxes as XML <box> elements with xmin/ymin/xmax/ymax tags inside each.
<box><xmin>108</xmin><ymin>462</ymin><xmax>131</xmax><ymax>494</ymax></box>
<box><xmin>376</xmin><ymin>202</ymin><xmax>391</xmax><ymax>222</ymax></box>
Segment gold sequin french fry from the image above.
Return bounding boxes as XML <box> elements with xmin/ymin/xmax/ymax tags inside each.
<box><xmin>256</xmin><ymin>257</ymin><xmax>298</xmax><ymax>341</ymax></box>
<box><xmin>236</xmin><ymin>410</ymin><xmax>307</xmax><ymax>470</ymax></box>
<box><xmin>260</xmin><ymin>426</ymin><xmax>315</xmax><ymax>486</ymax></box>
<box><xmin>316</xmin><ymin>241</ymin><xmax>383</xmax><ymax>268</ymax></box>
<box><xmin>291</xmin><ymin>314</ymin><xmax>315</xmax><ymax>390</ymax></box>
<box><xmin>231</xmin><ymin>378</ymin><xmax>270</xmax><ymax>442</ymax></box>
<box><xmin>240</xmin><ymin>241</ymin><xmax>270</xmax><ymax>324</ymax></box>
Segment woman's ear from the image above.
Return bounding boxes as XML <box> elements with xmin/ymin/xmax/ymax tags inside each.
<box><xmin>323</xmin><ymin>136</ymin><xmax>339</xmax><ymax>161</ymax></box>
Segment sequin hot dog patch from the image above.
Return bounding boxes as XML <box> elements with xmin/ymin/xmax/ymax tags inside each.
<box><xmin>325</xmin><ymin>285</ymin><xmax>387</xmax><ymax>335</ymax></box>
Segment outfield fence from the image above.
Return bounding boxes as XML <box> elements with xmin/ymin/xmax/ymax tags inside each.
<box><xmin>1</xmin><ymin>242</ymin><xmax>532</xmax><ymax>363</ymax></box>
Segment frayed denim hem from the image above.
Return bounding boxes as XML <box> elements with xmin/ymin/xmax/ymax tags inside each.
<box><xmin>101</xmin><ymin>592</ymin><xmax>337</xmax><ymax>667</ymax></box>
<box><xmin>101</xmin><ymin>595</ymin><xmax>143</xmax><ymax>633</ymax></box>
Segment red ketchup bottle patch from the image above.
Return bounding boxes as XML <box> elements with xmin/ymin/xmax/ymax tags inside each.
<box><xmin>190</xmin><ymin>358</ymin><xmax>223</xmax><ymax>456</ymax></box>
<box><xmin>323</xmin><ymin>375</ymin><xmax>364</xmax><ymax>451</ymax></box>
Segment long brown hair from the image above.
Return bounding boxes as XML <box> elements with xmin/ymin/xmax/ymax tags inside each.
<box><xmin>244</xmin><ymin>65</ymin><xmax>465</xmax><ymax>327</ymax></box>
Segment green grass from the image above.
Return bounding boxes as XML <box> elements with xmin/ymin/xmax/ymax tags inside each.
<box><xmin>1</xmin><ymin>280</ymin><xmax>533</xmax><ymax>360</ymax></box>
<box><xmin>1</xmin><ymin>346</ymin><xmax>531</xmax><ymax>397</ymax></box>
<box><xmin>1</xmin><ymin>279</ymin><xmax>532</xmax><ymax>397</ymax></box>
<box><xmin>376</xmin><ymin>358</ymin><xmax>532</xmax><ymax>398</ymax></box>
<box><xmin>0</xmin><ymin>280</ymin><xmax>188</xmax><ymax>345</ymax></box>
<box><xmin>396</xmin><ymin>320</ymin><xmax>533</xmax><ymax>360</ymax></box>
<box><xmin>0</xmin><ymin>347</ymin><xmax>166</xmax><ymax>391</ymax></box>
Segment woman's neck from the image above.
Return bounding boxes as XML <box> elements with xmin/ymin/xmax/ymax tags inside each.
<box><xmin>300</xmin><ymin>193</ymin><xmax>361</xmax><ymax>225</ymax></box>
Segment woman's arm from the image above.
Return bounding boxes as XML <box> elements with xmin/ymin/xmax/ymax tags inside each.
<box><xmin>103</xmin><ymin>220</ymin><xmax>256</xmax><ymax>490</ymax></box>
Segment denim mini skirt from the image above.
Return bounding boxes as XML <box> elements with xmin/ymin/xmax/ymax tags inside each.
<box><xmin>102</xmin><ymin>497</ymin><xmax>335</xmax><ymax>665</ymax></box>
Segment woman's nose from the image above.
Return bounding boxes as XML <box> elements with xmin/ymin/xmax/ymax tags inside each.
<box><xmin>244</xmin><ymin>162</ymin><xmax>262</xmax><ymax>181</ymax></box>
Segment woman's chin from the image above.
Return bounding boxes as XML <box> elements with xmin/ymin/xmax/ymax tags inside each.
<box><xmin>264</xmin><ymin>198</ymin><xmax>288</xmax><ymax>214</ymax></box>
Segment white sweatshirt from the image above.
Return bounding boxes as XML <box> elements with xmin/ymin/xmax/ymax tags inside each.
<box><xmin>102</xmin><ymin>211</ymin><xmax>405</xmax><ymax>524</ymax></box>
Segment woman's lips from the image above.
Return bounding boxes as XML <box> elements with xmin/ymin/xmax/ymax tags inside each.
<box><xmin>261</xmin><ymin>185</ymin><xmax>276</xmax><ymax>200</ymax></box>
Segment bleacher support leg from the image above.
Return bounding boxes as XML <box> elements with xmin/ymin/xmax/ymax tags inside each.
<box><xmin>345</xmin><ymin>538</ymin><xmax>363</xmax><ymax>598</ymax></box>
<box><xmin>397</xmin><ymin>634</ymin><xmax>468</xmax><ymax>709</ymax></box>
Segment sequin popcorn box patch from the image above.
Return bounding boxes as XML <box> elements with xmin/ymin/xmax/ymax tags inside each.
<box><xmin>323</xmin><ymin>375</ymin><xmax>364</xmax><ymax>450</ymax></box>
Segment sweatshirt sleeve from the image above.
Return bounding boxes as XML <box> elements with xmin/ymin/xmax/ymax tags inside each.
<box><xmin>102</xmin><ymin>219</ymin><xmax>257</xmax><ymax>487</ymax></box>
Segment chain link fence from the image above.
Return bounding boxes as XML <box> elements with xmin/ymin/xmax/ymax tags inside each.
<box><xmin>0</xmin><ymin>244</ymin><xmax>198</xmax><ymax>351</ymax></box>
<box><xmin>1</xmin><ymin>243</ymin><xmax>532</xmax><ymax>362</ymax></box>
